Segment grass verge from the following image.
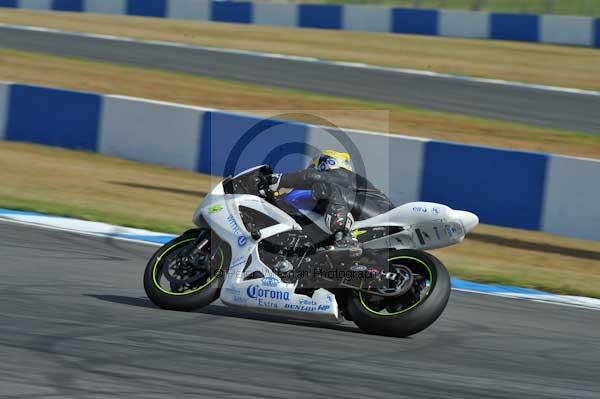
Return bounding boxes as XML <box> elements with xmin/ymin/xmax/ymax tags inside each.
<box><xmin>0</xmin><ymin>9</ymin><xmax>599</xmax><ymax>90</ymax></box>
<box><xmin>2</xmin><ymin>48</ymin><xmax>600</xmax><ymax>158</ymax></box>
<box><xmin>1</xmin><ymin>141</ymin><xmax>599</xmax><ymax>298</ymax></box>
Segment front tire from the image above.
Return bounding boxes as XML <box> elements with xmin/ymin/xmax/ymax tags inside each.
<box><xmin>346</xmin><ymin>250</ymin><xmax>450</xmax><ymax>337</ymax></box>
<box><xmin>143</xmin><ymin>229</ymin><xmax>228</xmax><ymax>311</ymax></box>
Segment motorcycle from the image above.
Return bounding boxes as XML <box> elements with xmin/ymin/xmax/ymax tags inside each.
<box><xmin>143</xmin><ymin>165</ymin><xmax>478</xmax><ymax>337</ymax></box>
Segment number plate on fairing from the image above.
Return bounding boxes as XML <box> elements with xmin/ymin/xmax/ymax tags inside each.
<box><xmin>411</xmin><ymin>220</ymin><xmax>464</xmax><ymax>250</ymax></box>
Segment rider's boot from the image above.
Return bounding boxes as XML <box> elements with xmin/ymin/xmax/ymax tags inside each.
<box><xmin>318</xmin><ymin>232</ymin><xmax>362</xmax><ymax>265</ymax></box>
<box><xmin>320</xmin><ymin>202</ymin><xmax>363</xmax><ymax>259</ymax></box>
<box><xmin>332</xmin><ymin>230</ymin><xmax>363</xmax><ymax>259</ymax></box>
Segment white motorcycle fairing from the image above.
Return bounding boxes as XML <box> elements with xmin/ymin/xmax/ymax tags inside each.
<box><xmin>192</xmin><ymin>173</ymin><xmax>478</xmax><ymax>323</ymax></box>
<box><xmin>294</xmin><ymin>202</ymin><xmax>477</xmax><ymax>251</ymax></box>
<box><xmin>195</xmin><ymin>182</ymin><xmax>342</xmax><ymax>322</ymax></box>
<box><xmin>353</xmin><ymin>202</ymin><xmax>479</xmax><ymax>251</ymax></box>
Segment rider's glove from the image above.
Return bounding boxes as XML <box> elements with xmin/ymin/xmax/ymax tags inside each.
<box><xmin>268</xmin><ymin>173</ymin><xmax>282</xmax><ymax>192</ymax></box>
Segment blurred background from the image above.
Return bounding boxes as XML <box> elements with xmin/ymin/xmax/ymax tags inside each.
<box><xmin>0</xmin><ymin>1</ymin><xmax>598</xmax><ymax>397</ymax></box>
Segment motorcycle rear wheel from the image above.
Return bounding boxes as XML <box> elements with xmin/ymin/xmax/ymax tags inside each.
<box><xmin>143</xmin><ymin>229</ymin><xmax>227</xmax><ymax>311</ymax></box>
<box><xmin>346</xmin><ymin>250</ymin><xmax>450</xmax><ymax>337</ymax></box>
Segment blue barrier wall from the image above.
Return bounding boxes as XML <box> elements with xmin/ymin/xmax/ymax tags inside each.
<box><xmin>4</xmin><ymin>84</ymin><xmax>101</xmax><ymax>151</ymax></box>
<box><xmin>0</xmin><ymin>0</ymin><xmax>16</xmax><ymax>7</ymax></box>
<box><xmin>298</xmin><ymin>4</ymin><xmax>342</xmax><ymax>30</ymax></box>
<box><xmin>126</xmin><ymin>0</ymin><xmax>167</xmax><ymax>17</ymax></box>
<box><xmin>199</xmin><ymin>111</ymin><xmax>308</xmax><ymax>176</ymax></box>
<box><xmin>211</xmin><ymin>1</ymin><xmax>253</xmax><ymax>24</ymax></box>
<box><xmin>0</xmin><ymin>82</ymin><xmax>598</xmax><ymax>240</ymax></box>
<box><xmin>490</xmin><ymin>13</ymin><xmax>539</xmax><ymax>42</ymax></box>
<box><xmin>52</xmin><ymin>0</ymin><xmax>84</xmax><ymax>12</ymax></box>
<box><xmin>3</xmin><ymin>1</ymin><xmax>599</xmax><ymax>48</ymax></box>
<box><xmin>392</xmin><ymin>8</ymin><xmax>438</xmax><ymax>35</ymax></box>
<box><xmin>421</xmin><ymin>141</ymin><xmax>547</xmax><ymax>230</ymax></box>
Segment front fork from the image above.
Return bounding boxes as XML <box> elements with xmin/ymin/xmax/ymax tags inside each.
<box><xmin>181</xmin><ymin>229</ymin><xmax>210</xmax><ymax>269</ymax></box>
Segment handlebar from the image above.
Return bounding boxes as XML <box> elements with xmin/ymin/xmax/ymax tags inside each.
<box><xmin>222</xmin><ymin>164</ymin><xmax>275</xmax><ymax>202</ymax></box>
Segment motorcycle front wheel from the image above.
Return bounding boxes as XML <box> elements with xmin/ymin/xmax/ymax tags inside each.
<box><xmin>143</xmin><ymin>229</ymin><xmax>228</xmax><ymax>311</ymax></box>
<box><xmin>346</xmin><ymin>249</ymin><xmax>451</xmax><ymax>337</ymax></box>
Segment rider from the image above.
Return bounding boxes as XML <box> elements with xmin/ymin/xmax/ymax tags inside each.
<box><xmin>268</xmin><ymin>150</ymin><xmax>394</xmax><ymax>256</ymax></box>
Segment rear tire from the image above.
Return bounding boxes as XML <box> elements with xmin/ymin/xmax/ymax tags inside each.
<box><xmin>346</xmin><ymin>250</ymin><xmax>450</xmax><ymax>337</ymax></box>
<box><xmin>143</xmin><ymin>229</ymin><xmax>228</xmax><ymax>311</ymax></box>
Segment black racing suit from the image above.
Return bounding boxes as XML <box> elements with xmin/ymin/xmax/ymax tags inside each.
<box><xmin>274</xmin><ymin>168</ymin><xmax>395</xmax><ymax>238</ymax></box>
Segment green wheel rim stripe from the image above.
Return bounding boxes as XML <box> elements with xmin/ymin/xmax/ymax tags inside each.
<box><xmin>152</xmin><ymin>238</ymin><xmax>224</xmax><ymax>296</ymax></box>
<box><xmin>359</xmin><ymin>256</ymin><xmax>433</xmax><ymax>316</ymax></box>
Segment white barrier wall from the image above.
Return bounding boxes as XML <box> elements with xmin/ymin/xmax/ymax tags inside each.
<box><xmin>19</xmin><ymin>0</ymin><xmax>51</xmax><ymax>10</ymax></box>
<box><xmin>439</xmin><ymin>10</ymin><xmax>489</xmax><ymax>39</ymax></box>
<box><xmin>253</xmin><ymin>3</ymin><xmax>297</xmax><ymax>27</ymax></box>
<box><xmin>167</xmin><ymin>0</ymin><xmax>210</xmax><ymax>21</ymax></box>
<box><xmin>540</xmin><ymin>15</ymin><xmax>594</xmax><ymax>46</ymax></box>
<box><xmin>98</xmin><ymin>96</ymin><xmax>205</xmax><ymax>170</ymax></box>
<box><xmin>542</xmin><ymin>155</ymin><xmax>600</xmax><ymax>240</ymax></box>
<box><xmin>342</xmin><ymin>5</ymin><xmax>391</xmax><ymax>33</ymax></box>
<box><xmin>1</xmin><ymin>82</ymin><xmax>599</xmax><ymax>241</ymax></box>
<box><xmin>2</xmin><ymin>1</ymin><xmax>599</xmax><ymax>48</ymax></box>
<box><xmin>84</xmin><ymin>0</ymin><xmax>126</xmax><ymax>15</ymax></box>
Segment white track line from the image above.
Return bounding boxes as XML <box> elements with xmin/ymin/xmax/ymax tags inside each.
<box><xmin>0</xmin><ymin>216</ymin><xmax>168</xmax><ymax>247</ymax></box>
<box><xmin>1</xmin><ymin>23</ymin><xmax>599</xmax><ymax>97</ymax></box>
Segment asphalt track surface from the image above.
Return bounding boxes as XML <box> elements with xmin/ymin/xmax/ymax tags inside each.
<box><xmin>1</xmin><ymin>25</ymin><xmax>599</xmax><ymax>134</ymax></box>
<box><xmin>1</xmin><ymin>221</ymin><xmax>599</xmax><ymax>398</ymax></box>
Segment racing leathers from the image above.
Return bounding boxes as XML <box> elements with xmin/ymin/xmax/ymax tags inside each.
<box><xmin>270</xmin><ymin>168</ymin><xmax>395</xmax><ymax>244</ymax></box>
